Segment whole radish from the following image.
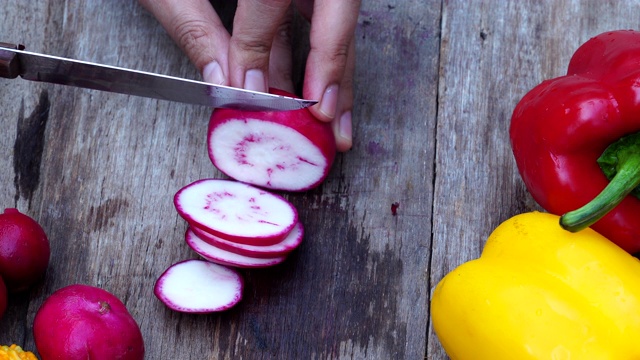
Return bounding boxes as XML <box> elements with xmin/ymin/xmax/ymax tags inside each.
<box><xmin>207</xmin><ymin>88</ymin><xmax>337</xmax><ymax>192</ymax></box>
<box><xmin>33</xmin><ymin>284</ymin><xmax>144</xmax><ymax>360</ymax></box>
<box><xmin>0</xmin><ymin>276</ymin><xmax>6</xmax><ymax>319</ymax></box>
<box><xmin>0</xmin><ymin>208</ymin><xmax>50</xmax><ymax>292</ymax></box>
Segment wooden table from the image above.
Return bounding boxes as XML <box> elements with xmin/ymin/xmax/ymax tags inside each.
<box><xmin>1</xmin><ymin>1</ymin><xmax>638</xmax><ymax>358</ymax></box>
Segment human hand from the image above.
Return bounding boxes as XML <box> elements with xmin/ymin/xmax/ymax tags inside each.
<box><xmin>139</xmin><ymin>0</ymin><xmax>360</xmax><ymax>152</ymax></box>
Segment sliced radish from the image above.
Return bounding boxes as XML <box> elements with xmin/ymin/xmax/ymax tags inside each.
<box><xmin>207</xmin><ymin>88</ymin><xmax>337</xmax><ymax>192</ymax></box>
<box><xmin>174</xmin><ymin>179</ymin><xmax>297</xmax><ymax>244</ymax></box>
<box><xmin>154</xmin><ymin>259</ymin><xmax>243</xmax><ymax>313</ymax></box>
<box><xmin>185</xmin><ymin>229</ymin><xmax>287</xmax><ymax>268</ymax></box>
<box><xmin>190</xmin><ymin>221</ymin><xmax>304</xmax><ymax>258</ymax></box>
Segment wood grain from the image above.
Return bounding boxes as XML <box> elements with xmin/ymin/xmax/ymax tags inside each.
<box><xmin>0</xmin><ymin>0</ymin><xmax>639</xmax><ymax>359</ymax></box>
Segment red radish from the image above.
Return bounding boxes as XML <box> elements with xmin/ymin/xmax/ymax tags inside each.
<box><xmin>154</xmin><ymin>259</ymin><xmax>243</xmax><ymax>313</ymax></box>
<box><xmin>0</xmin><ymin>208</ymin><xmax>50</xmax><ymax>292</ymax></box>
<box><xmin>207</xmin><ymin>88</ymin><xmax>337</xmax><ymax>192</ymax></box>
<box><xmin>0</xmin><ymin>276</ymin><xmax>6</xmax><ymax>319</ymax></box>
<box><xmin>174</xmin><ymin>179</ymin><xmax>298</xmax><ymax>245</ymax></box>
<box><xmin>185</xmin><ymin>229</ymin><xmax>287</xmax><ymax>268</ymax></box>
<box><xmin>190</xmin><ymin>221</ymin><xmax>304</xmax><ymax>258</ymax></box>
<box><xmin>33</xmin><ymin>284</ymin><xmax>144</xmax><ymax>360</ymax></box>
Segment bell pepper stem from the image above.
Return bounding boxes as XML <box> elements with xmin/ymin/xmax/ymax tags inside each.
<box><xmin>560</xmin><ymin>133</ymin><xmax>640</xmax><ymax>232</ymax></box>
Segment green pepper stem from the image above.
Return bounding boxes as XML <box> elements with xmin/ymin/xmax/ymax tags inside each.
<box><xmin>560</xmin><ymin>135</ymin><xmax>640</xmax><ymax>232</ymax></box>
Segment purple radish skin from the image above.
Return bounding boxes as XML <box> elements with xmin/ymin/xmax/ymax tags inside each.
<box><xmin>154</xmin><ymin>259</ymin><xmax>243</xmax><ymax>313</ymax></box>
<box><xmin>190</xmin><ymin>221</ymin><xmax>304</xmax><ymax>258</ymax></box>
<box><xmin>207</xmin><ymin>89</ymin><xmax>336</xmax><ymax>192</ymax></box>
<box><xmin>174</xmin><ymin>179</ymin><xmax>298</xmax><ymax>244</ymax></box>
<box><xmin>186</xmin><ymin>229</ymin><xmax>287</xmax><ymax>268</ymax></box>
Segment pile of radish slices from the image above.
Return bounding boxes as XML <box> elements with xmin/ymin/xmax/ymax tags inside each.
<box><xmin>154</xmin><ymin>90</ymin><xmax>336</xmax><ymax>313</ymax></box>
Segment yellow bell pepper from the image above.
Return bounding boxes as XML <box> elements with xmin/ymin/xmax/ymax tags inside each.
<box><xmin>0</xmin><ymin>344</ymin><xmax>38</xmax><ymax>360</ymax></box>
<box><xmin>431</xmin><ymin>211</ymin><xmax>640</xmax><ymax>360</ymax></box>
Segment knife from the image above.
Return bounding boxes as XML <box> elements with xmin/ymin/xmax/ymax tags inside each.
<box><xmin>0</xmin><ymin>43</ymin><xmax>316</xmax><ymax>111</ymax></box>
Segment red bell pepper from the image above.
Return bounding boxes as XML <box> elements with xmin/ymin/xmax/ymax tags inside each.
<box><xmin>510</xmin><ymin>30</ymin><xmax>640</xmax><ymax>253</ymax></box>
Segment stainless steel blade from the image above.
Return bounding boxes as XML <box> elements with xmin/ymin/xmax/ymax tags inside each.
<box><xmin>0</xmin><ymin>47</ymin><xmax>316</xmax><ymax>111</ymax></box>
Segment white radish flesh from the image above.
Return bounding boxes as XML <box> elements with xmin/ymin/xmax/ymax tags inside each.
<box><xmin>209</xmin><ymin>120</ymin><xmax>327</xmax><ymax>191</ymax></box>
<box><xmin>174</xmin><ymin>179</ymin><xmax>297</xmax><ymax>244</ymax></box>
<box><xmin>154</xmin><ymin>259</ymin><xmax>243</xmax><ymax>313</ymax></box>
<box><xmin>190</xmin><ymin>221</ymin><xmax>304</xmax><ymax>258</ymax></box>
<box><xmin>207</xmin><ymin>89</ymin><xmax>336</xmax><ymax>192</ymax></box>
<box><xmin>185</xmin><ymin>229</ymin><xmax>287</xmax><ymax>268</ymax></box>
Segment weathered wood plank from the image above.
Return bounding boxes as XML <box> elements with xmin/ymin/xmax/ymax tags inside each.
<box><xmin>428</xmin><ymin>1</ymin><xmax>640</xmax><ymax>358</ymax></box>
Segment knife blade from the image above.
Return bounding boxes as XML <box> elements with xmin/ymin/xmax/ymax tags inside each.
<box><xmin>0</xmin><ymin>43</ymin><xmax>316</xmax><ymax>111</ymax></box>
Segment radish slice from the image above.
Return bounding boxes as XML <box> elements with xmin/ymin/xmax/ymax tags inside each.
<box><xmin>185</xmin><ymin>229</ymin><xmax>287</xmax><ymax>268</ymax></box>
<box><xmin>174</xmin><ymin>179</ymin><xmax>297</xmax><ymax>244</ymax></box>
<box><xmin>207</xmin><ymin>89</ymin><xmax>336</xmax><ymax>192</ymax></box>
<box><xmin>190</xmin><ymin>222</ymin><xmax>304</xmax><ymax>258</ymax></box>
<box><xmin>154</xmin><ymin>259</ymin><xmax>243</xmax><ymax>313</ymax></box>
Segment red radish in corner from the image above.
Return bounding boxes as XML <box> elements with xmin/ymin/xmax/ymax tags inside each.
<box><xmin>174</xmin><ymin>179</ymin><xmax>298</xmax><ymax>245</ymax></box>
<box><xmin>207</xmin><ymin>88</ymin><xmax>337</xmax><ymax>192</ymax></box>
<box><xmin>33</xmin><ymin>284</ymin><xmax>145</xmax><ymax>360</ymax></box>
<box><xmin>154</xmin><ymin>259</ymin><xmax>243</xmax><ymax>313</ymax></box>
<box><xmin>190</xmin><ymin>221</ymin><xmax>304</xmax><ymax>258</ymax></box>
<box><xmin>185</xmin><ymin>229</ymin><xmax>287</xmax><ymax>268</ymax></box>
<box><xmin>0</xmin><ymin>208</ymin><xmax>50</xmax><ymax>292</ymax></box>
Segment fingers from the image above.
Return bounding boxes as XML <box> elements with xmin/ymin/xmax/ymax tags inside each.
<box><xmin>330</xmin><ymin>38</ymin><xmax>355</xmax><ymax>152</ymax></box>
<box><xmin>300</xmin><ymin>0</ymin><xmax>360</xmax><ymax>151</ymax></box>
<box><xmin>142</xmin><ymin>0</ymin><xmax>356</xmax><ymax>152</ymax></box>
<box><xmin>229</xmin><ymin>0</ymin><xmax>293</xmax><ymax>92</ymax></box>
<box><xmin>302</xmin><ymin>0</ymin><xmax>360</xmax><ymax>121</ymax></box>
<box><xmin>139</xmin><ymin>0</ymin><xmax>230</xmax><ymax>85</ymax></box>
<box><xmin>267</xmin><ymin>6</ymin><xmax>295</xmax><ymax>93</ymax></box>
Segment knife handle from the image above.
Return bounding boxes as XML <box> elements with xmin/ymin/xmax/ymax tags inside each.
<box><xmin>0</xmin><ymin>42</ymin><xmax>24</xmax><ymax>79</ymax></box>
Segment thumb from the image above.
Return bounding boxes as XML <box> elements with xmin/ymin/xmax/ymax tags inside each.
<box><xmin>139</xmin><ymin>0</ymin><xmax>231</xmax><ymax>85</ymax></box>
<box><xmin>228</xmin><ymin>0</ymin><xmax>292</xmax><ymax>91</ymax></box>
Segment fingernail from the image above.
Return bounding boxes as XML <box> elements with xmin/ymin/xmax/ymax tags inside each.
<box><xmin>244</xmin><ymin>69</ymin><xmax>267</xmax><ymax>92</ymax></box>
<box><xmin>203</xmin><ymin>61</ymin><xmax>225</xmax><ymax>85</ymax></box>
<box><xmin>319</xmin><ymin>84</ymin><xmax>339</xmax><ymax>119</ymax></box>
<box><xmin>338</xmin><ymin>111</ymin><xmax>352</xmax><ymax>140</ymax></box>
